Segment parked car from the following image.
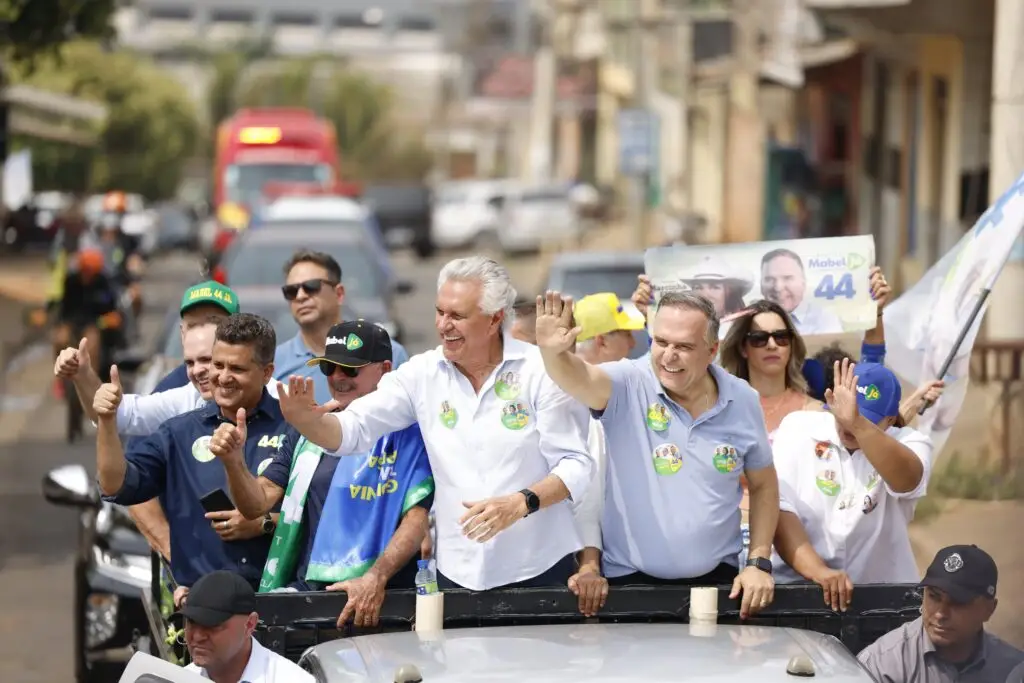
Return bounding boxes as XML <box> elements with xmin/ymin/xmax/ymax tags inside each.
<box><xmin>153</xmin><ymin>202</ymin><xmax>199</xmax><ymax>252</ymax></box>
<box><xmin>213</xmin><ymin>225</ymin><xmax>410</xmax><ymax>342</ymax></box>
<box><xmin>545</xmin><ymin>251</ymin><xmax>648</xmax><ymax>359</ymax></box>
<box><xmin>361</xmin><ymin>184</ymin><xmax>433</xmax><ymax>256</ymax></box>
<box><xmin>43</xmin><ymin>464</ymin><xmax>153</xmax><ymax>683</ymax></box>
<box><xmin>429</xmin><ymin>179</ymin><xmax>512</xmax><ymax>251</ymax></box>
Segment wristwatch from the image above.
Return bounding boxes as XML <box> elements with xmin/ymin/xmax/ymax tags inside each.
<box><xmin>519</xmin><ymin>489</ymin><xmax>540</xmax><ymax>517</ymax></box>
<box><xmin>261</xmin><ymin>513</ymin><xmax>276</xmax><ymax>535</ymax></box>
<box><xmin>746</xmin><ymin>556</ymin><xmax>772</xmax><ymax>574</ymax></box>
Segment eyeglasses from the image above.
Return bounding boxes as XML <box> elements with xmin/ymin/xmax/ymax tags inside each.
<box><xmin>745</xmin><ymin>330</ymin><xmax>793</xmax><ymax>348</ymax></box>
<box><xmin>319</xmin><ymin>361</ymin><xmax>362</xmax><ymax>378</ymax></box>
<box><xmin>282</xmin><ymin>279</ymin><xmax>337</xmax><ymax>301</ymax></box>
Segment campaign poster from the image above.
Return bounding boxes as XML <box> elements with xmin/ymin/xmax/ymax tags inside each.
<box><xmin>644</xmin><ymin>235</ymin><xmax>877</xmax><ymax>338</ymax></box>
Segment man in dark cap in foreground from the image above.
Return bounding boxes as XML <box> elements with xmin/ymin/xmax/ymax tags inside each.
<box><xmin>858</xmin><ymin>545</ymin><xmax>1023</xmax><ymax>682</ymax></box>
<box><xmin>180</xmin><ymin>570</ymin><xmax>313</xmax><ymax>683</ymax></box>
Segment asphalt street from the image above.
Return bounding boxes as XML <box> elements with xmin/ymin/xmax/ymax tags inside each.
<box><xmin>0</xmin><ymin>245</ymin><xmax>552</xmax><ymax>683</ymax></box>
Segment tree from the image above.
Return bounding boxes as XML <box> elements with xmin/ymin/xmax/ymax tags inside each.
<box><xmin>0</xmin><ymin>0</ymin><xmax>117</xmax><ymax>66</ymax></box>
<box><xmin>9</xmin><ymin>41</ymin><xmax>202</xmax><ymax>198</ymax></box>
<box><xmin>228</xmin><ymin>58</ymin><xmax>432</xmax><ymax>182</ymax></box>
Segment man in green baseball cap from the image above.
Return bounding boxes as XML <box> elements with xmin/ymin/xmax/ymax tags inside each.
<box><xmin>155</xmin><ymin>280</ymin><xmax>240</xmax><ymax>392</ymax></box>
<box><xmin>180</xmin><ymin>280</ymin><xmax>241</xmax><ymax>318</ymax></box>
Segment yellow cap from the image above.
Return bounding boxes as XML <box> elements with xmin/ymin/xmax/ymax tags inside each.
<box><xmin>574</xmin><ymin>293</ymin><xmax>646</xmax><ymax>341</ymax></box>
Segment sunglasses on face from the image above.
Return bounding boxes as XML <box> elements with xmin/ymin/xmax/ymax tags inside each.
<box><xmin>319</xmin><ymin>361</ymin><xmax>362</xmax><ymax>378</ymax></box>
<box><xmin>282</xmin><ymin>279</ymin><xmax>336</xmax><ymax>301</ymax></box>
<box><xmin>746</xmin><ymin>329</ymin><xmax>793</xmax><ymax>348</ymax></box>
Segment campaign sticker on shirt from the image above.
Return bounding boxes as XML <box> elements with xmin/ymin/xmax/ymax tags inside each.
<box><xmin>862</xmin><ymin>494</ymin><xmax>878</xmax><ymax>514</ymax></box>
<box><xmin>501</xmin><ymin>401</ymin><xmax>530</xmax><ymax>430</ymax></box>
<box><xmin>652</xmin><ymin>443</ymin><xmax>682</xmax><ymax>475</ymax></box>
<box><xmin>712</xmin><ymin>444</ymin><xmax>740</xmax><ymax>473</ymax></box>
<box><xmin>191</xmin><ymin>435</ymin><xmax>215</xmax><ymax>463</ymax></box>
<box><xmin>814</xmin><ymin>441</ymin><xmax>836</xmax><ymax>461</ymax></box>
<box><xmin>439</xmin><ymin>401</ymin><xmax>458</xmax><ymax>429</ymax></box>
<box><xmin>646</xmin><ymin>403</ymin><xmax>671</xmax><ymax>432</ymax></box>
<box><xmin>494</xmin><ymin>371</ymin><xmax>522</xmax><ymax>400</ymax></box>
<box><xmin>815</xmin><ymin>469</ymin><xmax>841</xmax><ymax>496</ymax></box>
<box><xmin>257</xmin><ymin>458</ymin><xmax>273</xmax><ymax>476</ymax></box>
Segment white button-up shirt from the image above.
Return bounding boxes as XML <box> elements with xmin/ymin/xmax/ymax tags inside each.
<box><xmin>184</xmin><ymin>637</ymin><xmax>313</xmax><ymax>683</ymax></box>
<box><xmin>115</xmin><ymin>380</ymin><xmax>280</xmax><ymax>436</ymax></box>
<box><xmin>770</xmin><ymin>411</ymin><xmax>933</xmax><ymax>584</ymax></box>
<box><xmin>325</xmin><ymin>333</ymin><xmax>594</xmax><ymax>590</ymax></box>
<box><xmin>572</xmin><ymin>419</ymin><xmax>605</xmax><ymax>550</ymax></box>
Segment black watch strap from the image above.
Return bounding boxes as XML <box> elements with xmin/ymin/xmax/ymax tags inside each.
<box><xmin>519</xmin><ymin>489</ymin><xmax>540</xmax><ymax>516</ymax></box>
<box><xmin>746</xmin><ymin>556</ymin><xmax>772</xmax><ymax>574</ymax></box>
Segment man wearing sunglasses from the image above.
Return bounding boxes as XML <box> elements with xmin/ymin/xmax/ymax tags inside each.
<box><xmin>273</xmin><ymin>250</ymin><xmax>409</xmax><ymax>406</ymax></box>
<box><xmin>210</xmin><ymin>320</ymin><xmax>432</xmax><ymax>628</ymax></box>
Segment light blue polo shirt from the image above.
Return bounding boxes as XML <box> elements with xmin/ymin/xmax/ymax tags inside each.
<box><xmin>596</xmin><ymin>358</ymin><xmax>773</xmax><ymax>579</ymax></box>
<box><xmin>273</xmin><ymin>333</ymin><xmax>410</xmax><ymax>405</ymax></box>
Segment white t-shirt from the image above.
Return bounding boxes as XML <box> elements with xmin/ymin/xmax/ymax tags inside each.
<box><xmin>769</xmin><ymin>411</ymin><xmax>933</xmax><ymax>584</ymax></box>
<box><xmin>185</xmin><ymin>637</ymin><xmax>313</xmax><ymax>683</ymax></box>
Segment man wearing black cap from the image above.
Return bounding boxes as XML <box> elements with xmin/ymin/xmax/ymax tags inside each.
<box><xmin>181</xmin><ymin>570</ymin><xmax>312</xmax><ymax>683</ymax></box>
<box><xmin>858</xmin><ymin>545</ymin><xmax>1023</xmax><ymax>682</ymax></box>
<box><xmin>210</xmin><ymin>320</ymin><xmax>433</xmax><ymax>628</ymax></box>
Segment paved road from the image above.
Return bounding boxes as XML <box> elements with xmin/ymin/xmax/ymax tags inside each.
<box><xmin>0</xmin><ymin>246</ymin><xmax>550</xmax><ymax>683</ymax></box>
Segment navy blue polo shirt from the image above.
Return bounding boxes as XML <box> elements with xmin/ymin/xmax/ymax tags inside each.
<box><xmin>260</xmin><ymin>425</ymin><xmax>433</xmax><ymax>591</ymax></box>
<box><xmin>153</xmin><ymin>363</ymin><xmax>190</xmax><ymax>392</ymax></box>
<box><xmin>104</xmin><ymin>390</ymin><xmax>289</xmax><ymax>588</ymax></box>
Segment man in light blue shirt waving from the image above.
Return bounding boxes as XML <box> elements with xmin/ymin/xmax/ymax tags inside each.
<box><xmin>274</xmin><ymin>249</ymin><xmax>408</xmax><ymax>405</ymax></box>
<box><xmin>536</xmin><ymin>289</ymin><xmax>780</xmax><ymax>620</ymax></box>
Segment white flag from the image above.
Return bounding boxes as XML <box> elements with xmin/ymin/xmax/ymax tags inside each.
<box><xmin>883</xmin><ymin>171</ymin><xmax>1024</xmax><ymax>455</ymax></box>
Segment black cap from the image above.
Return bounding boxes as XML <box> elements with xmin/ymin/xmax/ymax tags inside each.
<box><xmin>920</xmin><ymin>545</ymin><xmax>998</xmax><ymax>603</ymax></box>
<box><xmin>306</xmin><ymin>320</ymin><xmax>392</xmax><ymax>369</ymax></box>
<box><xmin>178</xmin><ymin>571</ymin><xmax>256</xmax><ymax>626</ymax></box>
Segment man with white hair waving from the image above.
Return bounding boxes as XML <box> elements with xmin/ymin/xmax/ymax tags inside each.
<box><xmin>277</xmin><ymin>256</ymin><xmax>595</xmax><ymax>591</ymax></box>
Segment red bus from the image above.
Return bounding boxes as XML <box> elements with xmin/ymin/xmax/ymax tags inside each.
<box><xmin>213</xmin><ymin>108</ymin><xmax>341</xmax><ymax>216</ymax></box>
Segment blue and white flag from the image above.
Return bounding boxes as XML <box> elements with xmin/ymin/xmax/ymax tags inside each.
<box><xmin>883</xmin><ymin>171</ymin><xmax>1024</xmax><ymax>455</ymax></box>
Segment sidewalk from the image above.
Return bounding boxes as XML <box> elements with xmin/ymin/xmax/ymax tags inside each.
<box><xmin>0</xmin><ymin>255</ymin><xmax>49</xmax><ymax>306</ymax></box>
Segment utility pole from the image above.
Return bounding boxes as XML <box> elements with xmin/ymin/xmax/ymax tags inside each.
<box><xmin>722</xmin><ymin>0</ymin><xmax>765</xmax><ymax>244</ymax></box>
<box><xmin>626</xmin><ymin>0</ymin><xmax>659</xmax><ymax>250</ymax></box>
<box><xmin>669</xmin><ymin>0</ymin><xmax>694</xmax><ymax>222</ymax></box>
<box><xmin>526</xmin><ymin>0</ymin><xmax>557</xmax><ymax>183</ymax></box>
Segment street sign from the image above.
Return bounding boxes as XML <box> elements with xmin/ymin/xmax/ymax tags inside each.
<box><xmin>618</xmin><ymin>108</ymin><xmax>659</xmax><ymax>177</ymax></box>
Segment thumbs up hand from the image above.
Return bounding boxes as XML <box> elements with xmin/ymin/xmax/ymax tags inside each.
<box><xmin>210</xmin><ymin>407</ymin><xmax>247</xmax><ymax>463</ymax></box>
<box><xmin>93</xmin><ymin>365</ymin><xmax>123</xmax><ymax>419</ymax></box>
<box><xmin>54</xmin><ymin>337</ymin><xmax>92</xmax><ymax>379</ymax></box>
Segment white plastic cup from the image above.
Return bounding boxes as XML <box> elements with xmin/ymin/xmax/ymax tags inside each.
<box><xmin>415</xmin><ymin>592</ymin><xmax>444</xmax><ymax>632</ymax></box>
<box><xmin>689</xmin><ymin>586</ymin><xmax>719</xmax><ymax>624</ymax></box>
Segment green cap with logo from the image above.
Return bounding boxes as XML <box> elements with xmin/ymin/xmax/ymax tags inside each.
<box><xmin>180</xmin><ymin>280</ymin><xmax>240</xmax><ymax>317</ymax></box>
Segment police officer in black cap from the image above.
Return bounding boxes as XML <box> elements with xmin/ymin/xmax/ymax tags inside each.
<box><xmin>180</xmin><ymin>570</ymin><xmax>313</xmax><ymax>683</ymax></box>
<box><xmin>858</xmin><ymin>545</ymin><xmax>1023</xmax><ymax>683</ymax></box>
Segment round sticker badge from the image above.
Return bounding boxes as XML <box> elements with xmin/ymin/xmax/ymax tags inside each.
<box><xmin>257</xmin><ymin>458</ymin><xmax>273</xmax><ymax>476</ymax></box>
<box><xmin>712</xmin><ymin>444</ymin><xmax>740</xmax><ymax>474</ymax></box>
<box><xmin>439</xmin><ymin>401</ymin><xmax>458</xmax><ymax>429</ymax></box>
<box><xmin>645</xmin><ymin>403</ymin><xmax>670</xmax><ymax>432</ymax></box>
<box><xmin>191</xmin><ymin>435</ymin><xmax>215</xmax><ymax>463</ymax></box>
<box><xmin>494</xmin><ymin>371</ymin><xmax>521</xmax><ymax>400</ymax></box>
<box><xmin>652</xmin><ymin>443</ymin><xmax>682</xmax><ymax>476</ymax></box>
<box><xmin>500</xmin><ymin>401</ymin><xmax>530</xmax><ymax>430</ymax></box>
<box><xmin>815</xmin><ymin>469</ymin><xmax>841</xmax><ymax>497</ymax></box>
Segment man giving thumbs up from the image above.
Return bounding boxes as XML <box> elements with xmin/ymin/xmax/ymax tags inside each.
<box><xmin>94</xmin><ymin>313</ymin><xmax>289</xmax><ymax>590</ymax></box>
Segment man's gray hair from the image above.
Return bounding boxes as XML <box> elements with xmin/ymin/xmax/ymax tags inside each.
<box><xmin>437</xmin><ymin>255</ymin><xmax>517</xmax><ymax>319</ymax></box>
<box><xmin>655</xmin><ymin>290</ymin><xmax>720</xmax><ymax>346</ymax></box>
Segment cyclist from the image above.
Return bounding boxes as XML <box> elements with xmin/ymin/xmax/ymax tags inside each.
<box><xmin>83</xmin><ymin>201</ymin><xmax>145</xmax><ymax>319</ymax></box>
<box><xmin>46</xmin><ymin>201</ymin><xmax>90</xmax><ymax>315</ymax></box>
<box><xmin>54</xmin><ymin>248</ymin><xmax>120</xmax><ymax>378</ymax></box>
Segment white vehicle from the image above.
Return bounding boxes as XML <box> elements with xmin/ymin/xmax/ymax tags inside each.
<box><xmin>429</xmin><ymin>179</ymin><xmax>513</xmax><ymax>250</ymax></box>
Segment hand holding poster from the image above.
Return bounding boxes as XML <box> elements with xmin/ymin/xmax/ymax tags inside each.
<box><xmin>644</xmin><ymin>235</ymin><xmax>877</xmax><ymax>338</ymax></box>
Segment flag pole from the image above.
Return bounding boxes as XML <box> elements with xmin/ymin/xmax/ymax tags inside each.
<box><xmin>917</xmin><ymin>287</ymin><xmax>993</xmax><ymax>415</ymax></box>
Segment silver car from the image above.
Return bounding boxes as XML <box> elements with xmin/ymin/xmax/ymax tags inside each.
<box><xmin>297</xmin><ymin>622</ymin><xmax>875</xmax><ymax>682</ymax></box>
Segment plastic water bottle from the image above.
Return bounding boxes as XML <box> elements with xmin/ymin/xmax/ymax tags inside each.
<box><xmin>737</xmin><ymin>522</ymin><xmax>751</xmax><ymax>568</ymax></box>
<box><xmin>415</xmin><ymin>559</ymin><xmax>438</xmax><ymax>595</ymax></box>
